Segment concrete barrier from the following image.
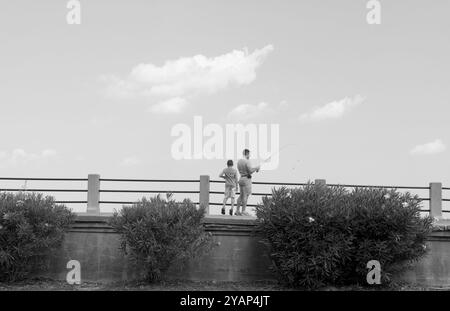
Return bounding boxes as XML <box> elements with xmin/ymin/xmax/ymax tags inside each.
<box><xmin>39</xmin><ymin>215</ymin><xmax>450</xmax><ymax>286</ymax></box>
<box><xmin>395</xmin><ymin>220</ymin><xmax>450</xmax><ymax>286</ymax></box>
<box><xmin>41</xmin><ymin>214</ymin><xmax>276</xmax><ymax>283</ymax></box>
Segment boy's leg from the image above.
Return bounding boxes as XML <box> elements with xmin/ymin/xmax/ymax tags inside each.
<box><xmin>229</xmin><ymin>198</ymin><xmax>235</xmax><ymax>215</ymax></box>
<box><xmin>222</xmin><ymin>195</ymin><xmax>228</xmax><ymax>215</ymax></box>
<box><xmin>222</xmin><ymin>185</ymin><xmax>231</xmax><ymax>215</ymax></box>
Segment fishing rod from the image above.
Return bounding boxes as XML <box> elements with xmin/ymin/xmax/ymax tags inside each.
<box><xmin>260</xmin><ymin>144</ymin><xmax>298</xmax><ymax>164</ymax></box>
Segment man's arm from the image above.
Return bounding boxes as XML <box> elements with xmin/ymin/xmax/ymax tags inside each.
<box><xmin>246</xmin><ymin>162</ymin><xmax>260</xmax><ymax>175</ymax></box>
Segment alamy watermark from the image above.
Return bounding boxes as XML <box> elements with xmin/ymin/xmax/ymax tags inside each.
<box><xmin>171</xmin><ymin>116</ymin><xmax>280</xmax><ymax>170</ymax></box>
<box><xmin>66</xmin><ymin>0</ymin><xmax>81</xmax><ymax>25</ymax></box>
<box><xmin>366</xmin><ymin>0</ymin><xmax>381</xmax><ymax>25</ymax></box>
<box><xmin>366</xmin><ymin>260</ymin><xmax>381</xmax><ymax>285</ymax></box>
<box><xmin>66</xmin><ymin>259</ymin><xmax>81</xmax><ymax>285</ymax></box>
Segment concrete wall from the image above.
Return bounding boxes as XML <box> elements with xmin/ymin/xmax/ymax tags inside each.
<box><xmin>41</xmin><ymin>215</ymin><xmax>276</xmax><ymax>283</ymax></box>
<box><xmin>396</xmin><ymin>226</ymin><xmax>450</xmax><ymax>287</ymax></box>
<box><xmin>41</xmin><ymin>215</ymin><xmax>450</xmax><ymax>286</ymax></box>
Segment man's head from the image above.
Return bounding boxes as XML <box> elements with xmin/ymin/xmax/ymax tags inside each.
<box><xmin>227</xmin><ymin>159</ymin><xmax>233</xmax><ymax>167</ymax></box>
<box><xmin>243</xmin><ymin>149</ymin><xmax>250</xmax><ymax>160</ymax></box>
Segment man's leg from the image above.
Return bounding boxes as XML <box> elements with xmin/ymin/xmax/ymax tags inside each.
<box><xmin>236</xmin><ymin>183</ymin><xmax>243</xmax><ymax>215</ymax></box>
<box><xmin>241</xmin><ymin>193</ymin><xmax>249</xmax><ymax>214</ymax></box>
<box><xmin>241</xmin><ymin>180</ymin><xmax>252</xmax><ymax>215</ymax></box>
<box><xmin>236</xmin><ymin>195</ymin><xmax>242</xmax><ymax>215</ymax></box>
<box><xmin>229</xmin><ymin>197</ymin><xmax>235</xmax><ymax>215</ymax></box>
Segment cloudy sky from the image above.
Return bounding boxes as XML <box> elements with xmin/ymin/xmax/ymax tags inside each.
<box><xmin>1</xmin><ymin>0</ymin><xmax>449</xmax><ymax>212</ymax></box>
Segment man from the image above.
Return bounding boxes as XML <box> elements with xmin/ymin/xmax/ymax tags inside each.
<box><xmin>235</xmin><ymin>149</ymin><xmax>260</xmax><ymax>216</ymax></box>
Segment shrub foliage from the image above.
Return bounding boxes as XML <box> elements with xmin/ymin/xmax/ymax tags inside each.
<box><xmin>255</xmin><ymin>183</ymin><xmax>433</xmax><ymax>289</ymax></box>
<box><xmin>109</xmin><ymin>194</ymin><xmax>212</xmax><ymax>282</ymax></box>
<box><xmin>0</xmin><ymin>192</ymin><xmax>75</xmax><ymax>282</ymax></box>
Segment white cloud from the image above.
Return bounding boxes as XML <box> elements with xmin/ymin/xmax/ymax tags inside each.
<box><xmin>0</xmin><ymin>148</ymin><xmax>57</xmax><ymax>168</ymax></box>
<box><xmin>101</xmin><ymin>45</ymin><xmax>274</xmax><ymax>109</ymax></box>
<box><xmin>410</xmin><ymin>139</ymin><xmax>446</xmax><ymax>155</ymax></box>
<box><xmin>148</xmin><ymin>97</ymin><xmax>188</xmax><ymax>114</ymax></box>
<box><xmin>228</xmin><ymin>102</ymin><xmax>274</xmax><ymax>121</ymax></box>
<box><xmin>120</xmin><ymin>156</ymin><xmax>141</xmax><ymax>167</ymax></box>
<box><xmin>227</xmin><ymin>100</ymin><xmax>288</xmax><ymax>121</ymax></box>
<box><xmin>299</xmin><ymin>95</ymin><xmax>365</xmax><ymax>122</ymax></box>
<box><xmin>278</xmin><ymin>100</ymin><xmax>289</xmax><ymax>110</ymax></box>
<box><xmin>41</xmin><ymin>149</ymin><xmax>57</xmax><ymax>157</ymax></box>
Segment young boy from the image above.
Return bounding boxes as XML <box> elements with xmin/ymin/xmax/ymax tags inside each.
<box><xmin>219</xmin><ymin>160</ymin><xmax>239</xmax><ymax>215</ymax></box>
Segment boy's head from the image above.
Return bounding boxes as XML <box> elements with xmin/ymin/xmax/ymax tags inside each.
<box><xmin>227</xmin><ymin>160</ymin><xmax>233</xmax><ymax>167</ymax></box>
<box><xmin>243</xmin><ymin>149</ymin><xmax>250</xmax><ymax>159</ymax></box>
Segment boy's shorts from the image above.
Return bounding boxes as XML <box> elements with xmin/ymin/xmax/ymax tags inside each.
<box><xmin>224</xmin><ymin>184</ymin><xmax>236</xmax><ymax>199</ymax></box>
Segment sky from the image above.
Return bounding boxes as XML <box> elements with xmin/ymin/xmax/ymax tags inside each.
<box><xmin>0</xmin><ymin>0</ymin><xmax>449</xmax><ymax>213</ymax></box>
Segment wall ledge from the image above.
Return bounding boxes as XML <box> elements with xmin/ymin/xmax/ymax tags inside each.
<box><xmin>72</xmin><ymin>213</ymin><xmax>259</xmax><ymax>235</ymax></box>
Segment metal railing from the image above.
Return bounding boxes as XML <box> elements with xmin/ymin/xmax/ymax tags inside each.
<box><xmin>0</xmin><ymin>175</ymin><xmax>448</xmax><ymax>217</ymax></box>
<box><xmin>0</xmin><ymin>177</ymin><xmax>88</xmax><ymax>204</ymax></box>
<box><xmin>209</xmin><ymin>178</ymin><xmax>436</xmax><ymax>211</ymax></box>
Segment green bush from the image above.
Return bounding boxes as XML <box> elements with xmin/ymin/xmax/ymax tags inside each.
<box><xmin>255</xmin><ymin>183</ymin><xmax>433</xmax><ymax>289</ymax></box>
<box><xmin>0</xmin><ymin>192</ymin><xmax>75</xmax><ymax>282</ymax></box>
<box><xmin>109</xmin><ymin>194</ymin><xmax>213</xmax><ymax>282</ymax></box>
<box><xmin>345</xmin><ymin>188</ymin><xmax>433</xmax><ymax>283</ymax></box>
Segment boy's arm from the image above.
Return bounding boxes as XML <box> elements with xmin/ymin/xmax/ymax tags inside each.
<box><xmin>219</xmin><ymin>169</ymin><xmax>225</xmax><ymax>179</ymax></box>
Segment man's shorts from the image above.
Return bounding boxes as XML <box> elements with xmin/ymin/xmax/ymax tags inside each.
<box><xmin>224</xmin><ymin>184</ymin><xmax>236</xmax><ymax>199</ymax></box>
<box><xmin>238</xmin><ymin>177</ymin><xmax>252</xmax><ymax>196</ymax></box>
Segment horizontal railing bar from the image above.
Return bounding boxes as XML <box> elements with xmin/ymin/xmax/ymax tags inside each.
<box><xmin>443</xmin><ymin>187</ymin><xmax>450</xmax><ymax>190</ymax></box>
<box><xmin>0</xmin><ymin>189</ymin><xmax>87</xmax><ymax>192</ymax></box>
<box><xmin>210</xmin><ymin>180</ymin><xmax>310</xmax><ymax>186</ymax></box>
<box><xmin>99</xmin><ymin>190</ymin><xmax>199</xmax><ymax>194</ymax></box>
<box><xmin>211</xmin><ymin>180</ymin><xmax>430</xmax><ymax>189</ymax></box>
<box><xmin>55</xmin><ymin>201</ymin><xmax>87</xmax><ymax>204</ymax></box>
<box><xmin>209</xmin><ymin>202</ymin><xmax>259</xmax><ymax>207</ymax></box>
<box><xmin>252</xmin><ymin>182</ymin><xmax>310</xmax><ymax>186</ymax></box>
<box><xmin>99</xmin><ymin>201</ymin><xmax>136</xmax><ymax>204</ymax></box>
<box><xmin>210</xmin><ymin>191</ymin><xmax>272</xmax><ymax>196</ymax></box>
<box><xmin>0</xmin><ymin>177</ymin><xmax>87</xmax><ymax>181</ymax></box>
<box><xmin>99</xmin><ymin>201</ymin><xmax>201</xmax><ymax>205</ymax></box>
<box><xmin>443</xmin><ymin>199</ymin><xmax>450</xmax><ymax>202</ymax></box>
<box><xmin>100</xmin><ymin>179</ymin><xmax>199</xmax><ymax>183</ymax></box>
<box><xmin>327</xmin><ymin>184</ymin><xmax>430</xmax><ymax>190</ymax></box>
<box><xmin>211</xmin><ymin>203</ymin><xmax>432</xmax><ymax>208</ymax></box>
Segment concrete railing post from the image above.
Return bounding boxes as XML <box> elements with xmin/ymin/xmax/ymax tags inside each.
<box><xmin>199</xmin><ymin>175</ymin><xmax>210</xmax><ymax>214</ymax></box>
<box><xmin>430</xmin><ymin>182</ymin><xmax>442</xmax><ymax>219</ymax></box>
<box><xmin>315</xmin><ymin>179</ymin><xmax>326</xmax><ymax>186</ymax></box>
<box><xmin>87</xmin><ymin>174</ymin><xmax>100</xmax><ymax>214</ymax></box>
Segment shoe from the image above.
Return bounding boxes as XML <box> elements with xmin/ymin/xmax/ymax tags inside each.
<box><xmin>221</xmin><ymin>207</ymin><xmax>225</xmax><ymax>215</ymax></box>
<box><xmin>241</xmin><ymin>211</ymin><xmax>250</xmax><ymax>216</ymax></box>
<box><xmin>235</xmin><ymin>211</ymin><xmax>242</xmax><ymax>216</ymax></box>
<box><xmin>229</xmin><ymin>209</ymin><xmax>233</xmax><ymax>216</ymax></box>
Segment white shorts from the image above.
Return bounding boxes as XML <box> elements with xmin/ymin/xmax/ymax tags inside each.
<box><xmin>224</xmin><ymin>185</ymin><xmax>236</xmax><ymax>199</ymax></box>
<box><xmin>238</xmin><ymin>177</ymin><xmax>252</xmax><ymax>196</ymax></box>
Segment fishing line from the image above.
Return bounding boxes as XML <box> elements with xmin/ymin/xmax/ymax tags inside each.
<box><xmin>261</xmin><ymin>144</ymin><xmax>299</xmax><ymax>163</ymax></box>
